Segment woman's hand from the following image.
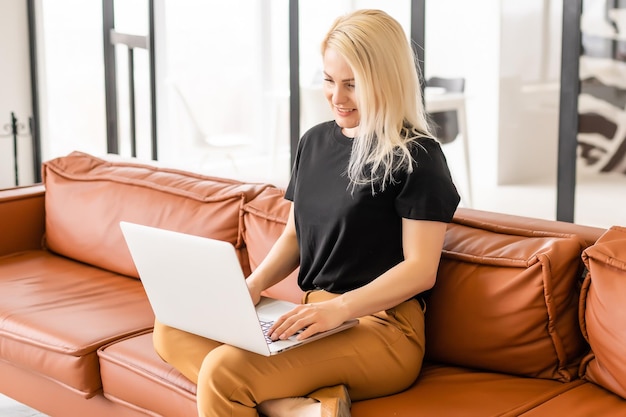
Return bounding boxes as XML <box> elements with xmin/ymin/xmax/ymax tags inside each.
<box><xmin>267</xmin><ymin>300</ymin><xmax>349</xmax><ymax>341</ymax></box>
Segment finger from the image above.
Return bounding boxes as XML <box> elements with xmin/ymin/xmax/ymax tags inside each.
<box><xmin>276</xmin><ymin>315</ymin><xmax>313</xmax><ymax>340</ymax></box>
<box><xmin>295</xmin><ymin>324</ymin><xmax>318</xmax><ymax>341</ymax></box>
<box><xmin>268</xmin><ymin>317</ymin><xmax>290</xmax><ymax>340</ymax></box>
<box><xmin>268</xmin><ymin>309</ymin><xmax>301</xmax><ymax>339</ymax></box>
<box><xmin>268</xmin><ymin>316</ymin><xmax>285</xmax><ymax>335</ymax></box>
<box><xmin>269</xmin><ymin>303</ymin><xmax>318</xmax><ymax>340</ymax></box>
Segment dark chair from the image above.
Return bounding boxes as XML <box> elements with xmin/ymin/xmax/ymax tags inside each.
<box><xmin>425</xmin><ymin>76</ymin><xmax>472</xmax><ymax>207</ymax></box>
<box><xmin>426</xmin><ymin>77</ymin><xmax>465</xmax><ymax>144</ymax></box>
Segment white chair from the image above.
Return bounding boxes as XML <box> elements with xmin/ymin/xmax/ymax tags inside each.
<box><xmin>167</xmin><ymin>79</ymin><xmax>251</xmax><ymax>174</ymax></box>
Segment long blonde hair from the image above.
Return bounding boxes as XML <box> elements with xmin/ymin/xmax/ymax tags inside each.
<box><xmin>321</xmin><ymin>9</ymin><xmax>433</xmax><ymax>191</ymax></box>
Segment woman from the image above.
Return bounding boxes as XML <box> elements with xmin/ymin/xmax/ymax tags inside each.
<box><xmin>154</xmin><ymin>9</ymin><xmax>460</xmax><ymax>417</ymax></box>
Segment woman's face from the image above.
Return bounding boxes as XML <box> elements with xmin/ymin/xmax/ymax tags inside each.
<box><xmin>322</xmin><ymin>47</ymin><xmax>359</xmax><ymax>137</ymax></box>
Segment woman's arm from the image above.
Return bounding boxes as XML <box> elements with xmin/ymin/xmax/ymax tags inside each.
<box><xmin>246</xmin><ymin>203</ymin><xmax>301</xmax><ymax>304</ymax></box>
<box><xmin>339</xmin><ymin>218</ymin><xmax>446</xmax><ymax>316</ymax></box>
<box><xmin>269</xmin><ymin>218</ymin><xmax>447</xmax><ymax>340</ymax></box>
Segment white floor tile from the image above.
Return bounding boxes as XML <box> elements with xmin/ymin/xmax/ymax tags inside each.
<box><xmin>0</xmin><ymin>394</ymin><xmax>48</xmax><ymax>417</ymax></box>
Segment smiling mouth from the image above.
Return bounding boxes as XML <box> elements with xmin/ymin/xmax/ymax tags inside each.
<box><xmin>335</xmin><ymin>107</ymin><xmax>356</xmax><ymax>116</ymax></box>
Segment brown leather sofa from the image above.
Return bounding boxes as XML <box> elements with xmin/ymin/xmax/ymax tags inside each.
<box><xmin>1</xmin><ymin>151</ymin><xmax>625</xmax><ymax>417</ymax></box>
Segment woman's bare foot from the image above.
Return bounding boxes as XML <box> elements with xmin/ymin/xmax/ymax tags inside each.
<box><xmin>257</xmin><ymin>396</ymin><xmax>321</xmax><ymax>417</ymax></box>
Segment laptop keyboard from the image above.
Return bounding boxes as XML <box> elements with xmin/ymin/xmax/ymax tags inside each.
<box><xmin>259</xmin><ymin>320</ymin><xmax>275</xmax><ymax>344</ymax></box>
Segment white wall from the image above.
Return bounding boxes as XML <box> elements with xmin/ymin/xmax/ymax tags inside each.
<box><xmin>0</xmin><ymin>1</ymin><xmax>34</xmax><ymax>189</ymax></box>
<box><xmin>498</xmin><ymin>0</ymin><xmax>562</xmax><ymax>185</ymax></box>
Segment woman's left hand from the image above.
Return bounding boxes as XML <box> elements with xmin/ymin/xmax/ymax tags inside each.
<box><xmin>268</xmin><ymin>301</ymin><xmax>348</xmax><ymax>341</ymax></box>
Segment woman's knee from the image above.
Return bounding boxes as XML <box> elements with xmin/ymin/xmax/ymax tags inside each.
<box><xmin>200</xmin><ymin>344</ymin><xmax>252</xmax><ymax>384</ymax></box>
<box><xmin>197</xmin><ymin>345</ymin><xmax>261</xmax><ymax>406</ymax></box>
<box><xmin>153</xmin><ymin>319</ymin><xmax>220</xmax><ymax>384</ymax></box>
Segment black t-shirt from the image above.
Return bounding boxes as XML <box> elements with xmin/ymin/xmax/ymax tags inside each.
<box><xmin>285</xmin><ymin>121</ymin><xmax>460</xmax><ymax>294</ymax></box>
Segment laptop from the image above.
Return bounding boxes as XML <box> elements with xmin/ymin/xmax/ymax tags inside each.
<box><xmin>119</xmin><ymin>221</ymin><xmax>358</xmax><ymax>356</ymax></box>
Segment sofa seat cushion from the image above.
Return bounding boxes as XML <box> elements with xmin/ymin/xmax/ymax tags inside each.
<box><xmin>351</xmin><ymin>363</ymin><xmax>580</xmax><ymax>417</ymax></box>
<box><xmin>98</xmin><ymin>331</ymin><xmax>197</xmax><ymax>417</ymax></box>
<box><xmin>580</xmin><ymin>226</ymin><xmax>626</xmax><ymax>399</ymax></box>
<box><xmin>98</xmin><ymin>338</ymin><xmax>586</xmax><ymax>417</ymax></box>
<box><xmin>517</xmin><ymin>381</ymin><xmax>626</xmax><ymax>416</ymax></box>
<box><xmin>42</xmin><ymin>151</ymin><xmax>271</xmax><ymax>278</ymax></box>
<box><xmin>425</xmin><ymin>218</ymin><xmax>588</xmax><ymax>382</ymax></box>
<box><xmin>0</xmin><ymin>250</ymin><xmax>154</xmax><ymax>398</ymax></box>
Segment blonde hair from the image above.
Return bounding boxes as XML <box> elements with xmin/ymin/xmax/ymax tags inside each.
<box><xmin>321</xmin><ymin>9</ymin><xmax>433</xmax><ymax>191</ymax></box>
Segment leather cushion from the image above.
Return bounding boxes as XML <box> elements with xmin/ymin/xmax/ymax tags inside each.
<box><xmin>351</xmin><ymin>363</ymin><xmax>579</xmax><ymax>417</ymax></box>
<box><xmin>98</xmin><ymin>332</ymin><xmax>197</xmax><ymax>417</ymax></box>
<box><xmin>242</xmin><ymin>187</ymin><xmax>303</xmax><ymax>304</ymax></box>
<box><xmin>0</xmin><ymin>250</ymin><xmax>154</xmax><ymax>397</ymax></box>
<box><xmin>579</xmin><ymin>226</ymin><xmax>626</xmax><ymax>399</ymax></box>
<box><xmin>425</xmin><ymin>217</ymin><xmax>588</xmax><ymax>382</ymax></box>
<box><xmin>42</xmin><ymin>151</ymin><xmax>269</xmax><ymax>278</ymax></box>
<box><xmin>516</xmin><ymin>380</ymin><xmax>626</xmax><ymax>416</ymax></box>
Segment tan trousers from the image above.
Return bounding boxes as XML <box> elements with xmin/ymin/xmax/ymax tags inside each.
<box><xmin>153</xmin><ymin>290</ymin><xmax>426</xmax><ymax>417</ymax></box>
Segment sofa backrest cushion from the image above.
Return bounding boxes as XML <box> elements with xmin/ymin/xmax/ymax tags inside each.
<box><xmin>42</xmin><ymin>152</ymin><xmax>269</xmax><ymax>278</ymax></box>
<box><xmin>425</xmin><ymin>218</ymin><xmax>588</xmax><ymax>382</ymax></box>
<box><xmin>242</xmin><ymin>187</ymin><xmax>303</xmax><ymax>304</ymax></box>
<box><xmin>579</xmin><ymin>226</ymin><xmax>626</xmax><ymax>399</ymax></box>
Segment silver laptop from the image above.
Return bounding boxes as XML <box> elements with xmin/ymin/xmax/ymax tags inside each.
<box><xmin>119</xmin><ymin>221</ymin><xmax>358</xmax><ymax>356</ymax></box>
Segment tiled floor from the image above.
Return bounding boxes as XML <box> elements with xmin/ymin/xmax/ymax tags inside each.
<box><xmin>0</xmin><ymin>393</ymin><xmax>47</xmax><ymax>417</ymax></box>
<box><xmin>466</xmin><ymin>175</ymin><xmax>625</xmax><ymax>230</ymax></box>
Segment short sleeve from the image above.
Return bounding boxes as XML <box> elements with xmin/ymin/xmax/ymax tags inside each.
<box><xmin>394</xmin><ymin>138</ymin><xmax>460</xmax><ymax>223</ymax></box>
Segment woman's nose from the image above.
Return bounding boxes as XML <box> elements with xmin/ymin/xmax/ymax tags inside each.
<box><xmin>332</xmin><ymin>86</ymin><xmax>346</xmax><ymax>104</ymax></box>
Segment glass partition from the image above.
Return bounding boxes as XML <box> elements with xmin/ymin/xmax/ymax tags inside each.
<box><xmin>574</xmin><ymin>0</ymin><xmax>626</xmax><ymax>228</ymax></box>
<box><xmin>37</xmin><ymin>0</ymin><xmax>107</xmax><ymax>162</ymax></box>
<box><xmin>155</xmin><ymin>0</ymin><xmax>291</xmax><ymax>185</ymax></box>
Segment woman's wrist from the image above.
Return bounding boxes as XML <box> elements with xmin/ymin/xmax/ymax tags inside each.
<box><xmin>246</xmin><ymin>274</ymin><xmax>265</xmax><ymax>299</ymax></box>
<box><xmin>330</xmin><ymin>293</ymin><xmax>356</xmax><ymax>322</ymax></box>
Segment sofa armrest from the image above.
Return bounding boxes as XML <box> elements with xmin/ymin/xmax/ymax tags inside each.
<box><xmin>454</xmin><ymin>207</ymin><xmax>605</xmax><ymax>247</ymax></box>
<box><xmin>0</xmin><ymin>184</ymin><xmax>46</xmax><ymax>256</ymax></box>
